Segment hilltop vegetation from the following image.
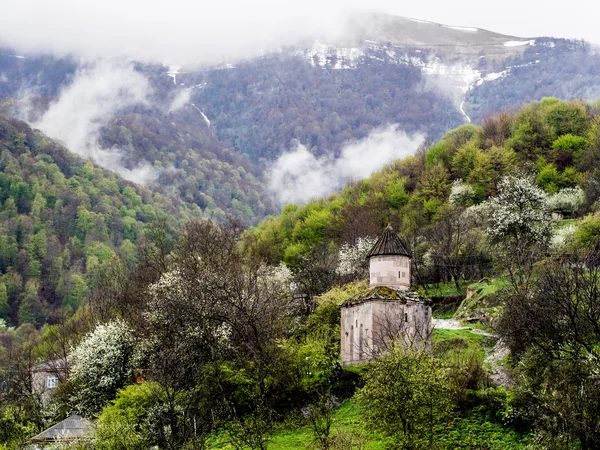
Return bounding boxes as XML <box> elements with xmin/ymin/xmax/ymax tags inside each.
<box><xmin>250</xmin><ymin>98</ymin><xmax>598</xmax><ymax>280</ymax></box>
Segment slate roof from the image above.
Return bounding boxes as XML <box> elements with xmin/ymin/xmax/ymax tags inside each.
<box><xmin>30</xmin><ymin>415</ymin><xmax>93</xmax><ymax>442</ymax></box>
<box><xmin>31</xmin><ymin>357</ymin><xmax>70</xmax><ymax>374</ymax></box>
<box><xmin>365</xmin><ymin>225</ymin><xmax>411</xmax><ymax>259</ymax></box>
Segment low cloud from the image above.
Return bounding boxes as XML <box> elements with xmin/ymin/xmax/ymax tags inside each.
<box><xmin>168</xmin><ymin>89</ymin><xmax>191</xmax><ymax>113</ymax></box>
<box><xmin>268</xmin><ymin>125</ymin><xmax>423</xmax><ymax>205</ymax></box>
<box><xmin>34</xmin><ymin>60</ymin><xmax>159</xmax><ymax>185</ymax></box>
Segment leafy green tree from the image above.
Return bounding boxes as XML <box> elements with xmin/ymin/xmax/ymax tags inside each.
<box><xmin>551</xmin><ymin>134</ymin><xmax>588</xmax><ymax>168</ymax></box>
<box><xmin>386</xmin><ymin>179</ymin><xmax>409</xmax><ymax>210</ymax></box>
<box><xmin>0</xmin><ymin>283</ymin><xmax>8</xmax><ymax>320</ymax></box>
<box><xmin>357</xmin><ymin>348</ymin><xmax>453</xmax><ymax>449</ymax></box>
<box><xmin>542</xmin><ymin>100</ymin><xmax>589</xmax><ymax>137</ymax></box>
<box><xmin>17</xmin><ymin>281</ymin><xmax>43</xmax><ymax>326</ymax></box>
<box><xmin>94</xmin><ymin>383</ymin><xmax>156</xmax><ymax>450</ymax></box>
<box><xmin>509</xmin><ymin>105</ymin><xmax>551</xmax><ymax>160</ymax></box>
<box><xmin>452</xmin><ymin>142</ymin><xmax>481</xmax><ymax>179</ymax></box>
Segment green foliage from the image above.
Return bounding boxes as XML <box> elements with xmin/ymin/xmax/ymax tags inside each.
<box><xmin>0</xmin><ymin>283</ymin><xmax>8</xmax><ymax>319</ymax></box>
<box><xmin>0</xmin><ymin>115</ymin><xmax>189</xmax><ymax>326</ymax></box>
<box><xmin>428</xmin><ymin>411</ymin><xmax>531</xmax><ymax>449</ymax></box>
<box><xmin>425</xmin><ymin>141</ymin><xmax>452</xmax><ymax>168</ymax></box>
<box><xmin>552</xmin><ymin>134</ymin><xmax>588</xmax><ymax>164</ymax></box>
<box><xmin>542</xmin><ymin>100</ymin><xmax>589</xmax><ymax>137</ymax></box>
<box><xmin>452</xmin><ymin>142</ymin><xmax>481</xmax><ymax>179</ymax></box>
<box><xmin>574</xmin><ymin>213</ymin><xmax>600</xmax><ymax>246</ymax></box>
<box><xmin>357</xmin><ymin>348</ymin><xmax>454</xmax><ymax>449</ymax></box>
<box><xmin>386</xmin><ymin>179</ymin><xmax>409</xmax><ymax>210</ymax></box>
<box><xmin>509</xmin><ymin>104</ymin><xmax>550</xmax><ymax>159</ymax></box>
<box><xmin>94</xmin><ymin>383</ymin><xmax>157</xmax><ymax>450</ymax></box>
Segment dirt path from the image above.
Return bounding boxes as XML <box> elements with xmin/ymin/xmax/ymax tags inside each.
<box><xmin>434</xmin><ymin>319</ymin><xmax>511</xmax><ymax>387</ymax></box>
<box><xmin>433</xmin><ymin>319</ymin><xmax>462</xmax><ymax>329</ymax></box>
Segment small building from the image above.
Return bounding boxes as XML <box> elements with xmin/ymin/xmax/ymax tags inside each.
<box><xmin>28</xmin><ymin>415</ymin><xmax>93</xmax><ymax>449</ymax></box>
<box><xmin>31</xmin><ymin>358</ymin><xmax>69</xmax><ymax>407</ymax></box>
<box><xmin>340</xmin><ymin>226</ymin><xmax>432</xmax><ymax>365</ymax></box>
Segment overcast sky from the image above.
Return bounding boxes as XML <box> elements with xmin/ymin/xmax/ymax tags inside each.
<box><xmin>1</xmin><ymin>0</ymin><xmax>597</xmax><ymax>65</ymax></box>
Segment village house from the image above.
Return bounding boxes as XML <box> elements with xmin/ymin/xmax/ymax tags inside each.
<box><xmin>340</xmin><ymin>226</ymin><xmax>432</xmax><ymax>365</ymax></box>
<box><xmin>31</xmin><ymin>357</ymin><xmax>69</xmax><ymax>407</ymax></box>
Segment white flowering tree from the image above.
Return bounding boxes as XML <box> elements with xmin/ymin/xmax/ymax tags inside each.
<box><xmin>546</xmin><ymin>187</ymin><xmax>585</xmax><ymax>216</ymax></box>
<box><xmin>487</xmin><ymin>175</ymin><xmax>552</xmax><ymax>277</ymax></box>
<box><xmin>336</xmin><ymin>236</ymin><xmax>377</xmax><ymax>279</ymax></box>
<box><xmin>70</xmin><ymin>319</ymin><xmax>135</xmax><ymax>416</ymax></box>
<box><xmin>449</xmin><ymin>180</ymin><xmax>478</xmax><ymax>207</ymax></box>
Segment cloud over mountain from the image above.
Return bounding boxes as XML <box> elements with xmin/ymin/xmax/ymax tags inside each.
<box><xmin>268</xmin><ymin>125</ymin><xmax>423</xmax><ymax>205</ymax></box>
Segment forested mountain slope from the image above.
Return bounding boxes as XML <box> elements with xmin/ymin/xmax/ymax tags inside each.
<box><xmin>0</xmin><ymin>115</ymin><xmax>195</xmax><ymax>326</ymax></box>
<box><xmin>249</xmin><ymin>98</ymin><xmax>600</xmax><ymax>277</ymax></box>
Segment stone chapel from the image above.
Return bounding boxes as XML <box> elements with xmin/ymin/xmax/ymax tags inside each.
<box><xmin>340</xmin><ymin>226</ymin><xmax>432</xmax><ymax>365</ymax></box>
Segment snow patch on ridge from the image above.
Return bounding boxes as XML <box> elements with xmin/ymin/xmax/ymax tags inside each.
<box><xmin>191</xmin><ymin>103</ymin><xmax>211</xmax><ymax>127</ymax></box>
<box><xmin>167</xmin><ymin>65</ymin><xmax>181</xmax><ymax>85</ymax></box>
<box><xmin>407</xmin><ymin>17</ymin><xmax>430</xmax><ymax>24</ymax></box>
<box><xmin>504</xmin><ymin>40</ymin><xmax>536</xmax><ymax>47</ymax></box>
<box><xmin>297</xmin><ymin>39</ymin><xmax>544</xmax><ymax>123</ymax></box>
<box><xmin>446</xmin><ymin>26</ymin><xmax>479</xmax><ymax>32</ymax></box>
<box><xmin>297</xmin><ymin>41</ymin><xmax>364</xmax><ymax>69</ymax></box>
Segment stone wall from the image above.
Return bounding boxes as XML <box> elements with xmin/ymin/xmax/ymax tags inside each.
<box><xmin>369</xmin><ymin>255</ymin><xmax>411</xmax><ymax>290</ymax></box>
<box><xmin>340</xmin><ymin>300</ymin><xmax>431</xmax><ymax>366</ymax></box>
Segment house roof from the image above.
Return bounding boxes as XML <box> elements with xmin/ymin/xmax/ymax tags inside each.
<box><xmin>31</xmin><ymin>357</ymin><xmax>70</xmax><ymax>374</ymax></box>
<box><xmin>365</xmin><ymin>225</ymin><xmax>411</xmax><ymax>259</ymax></box>
<box><xmin>30</xmin><ymin>415</ymin><xmax>93</xmax><ymax>442</ymax></box>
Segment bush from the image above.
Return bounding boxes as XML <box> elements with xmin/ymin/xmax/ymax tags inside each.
<box><xmin>94</xmin><ymin>383</ymin><xmax>156</xmax><ymax>450</ymax></box>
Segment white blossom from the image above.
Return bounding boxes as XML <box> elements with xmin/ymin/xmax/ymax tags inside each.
<box><xmin>336</xmin><ymin>236</ymin><xmax>378</xmax><ymax>276</ymax></box>
<box><xmin>70</xmin><ymin>319</ymin><xmax>135</xmax><ymax>414</ymax></box>
<box><xmin>487</xmin><ymin>175</ymin><xmax>552</xmax><ymax>247</ymax></box>
<box><xmin>551</xmin><ymin>224</ymin><xmax>576</xmax><ymax>249</ymax></box>
<box><xmin>259</xmin><ymin>263</ymin><xmax>294</xmax><ymax>292</ymax></box>
<box><xmin>546</xmin><ymin>187</ymin><xmax>585</xmax><ymax>215</ymax></box>
<box><xmin>449</xmin><ymin>180</ymin><xmax>478</xmax><ymax>206</ymax></box>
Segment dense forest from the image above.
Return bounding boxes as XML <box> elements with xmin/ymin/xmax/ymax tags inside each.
<box><xmin>184</xmin><ymin>54</ymin><xmax>463</xmax><ymax>162</ymax></box>
<box><xmin>0</xmin><ymin>114</ymin><xmax>198</xmax><ymax>326</ymax></box>
<box><xmin>3</xmin><ymin>98</ymin><xmax>600</xmax><ymax>449</ymax></box>
<box><xmin>5</xmin><ymin>32</ymin><xmax>600</xmax><ymax>229</ymax></box>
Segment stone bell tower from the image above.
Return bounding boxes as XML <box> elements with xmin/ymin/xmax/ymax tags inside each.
<box><xmin>367</xmin><ymin>225</ymin><xmax>412</xmax><ymax>290</ymax></box>
<box><xmin>340</xmin><ymin>226</ymin><xmax>431</xmax><ymax>366</ymax></box>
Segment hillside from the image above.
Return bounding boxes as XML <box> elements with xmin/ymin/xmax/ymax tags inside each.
<box><xmin>0</xmin><ymin>114</ymin><xmax>196</xmax><ymax>326</ymax></box>
<box><xmin>249</xmin><ymin>98</ymin><xmax>598</xmax><ymax>275</ymax></box>
<box><xmin>2</xmin><ymin>99</ymin><xmax>600</xmax><ymax>449</ymax></box>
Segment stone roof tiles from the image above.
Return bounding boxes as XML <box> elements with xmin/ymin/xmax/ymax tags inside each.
<box><xmin>365</xmin><ymin>225</ymin><xmax>411</xmax><ymax>259</ymax></box>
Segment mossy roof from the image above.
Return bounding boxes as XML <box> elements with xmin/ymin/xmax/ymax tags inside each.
<box><xmin>339</xmin><ymin>286</ymin><xmax>428</xmax><ymax>308</ymax></box>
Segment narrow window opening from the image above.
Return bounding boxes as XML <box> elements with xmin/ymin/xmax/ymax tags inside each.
<box><xmin>404</xmin><ymin>313</ymin><xmax>408</xmax><ymax>323</ymax></box>
<box><xmin>359</xmin><ymin>324</ymin><xmax>364</xmax><ymax>359</ymax></box>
